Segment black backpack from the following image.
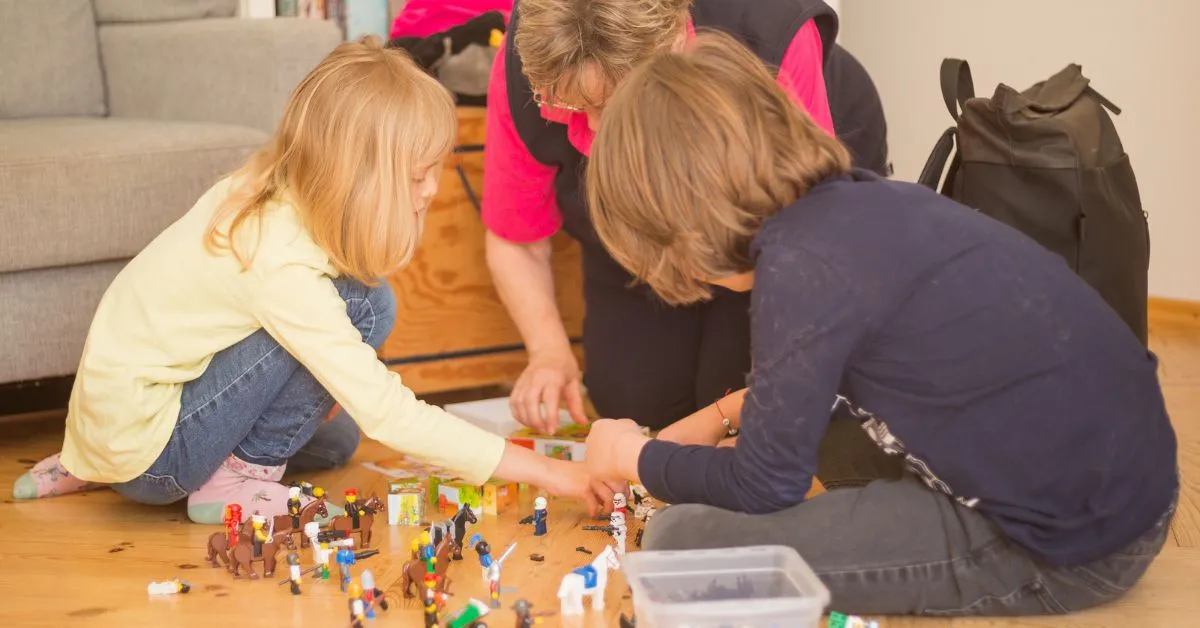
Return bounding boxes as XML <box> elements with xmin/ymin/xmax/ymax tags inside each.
<box><xmin>919</xmin><ymin>59</ymin><xmax>1149</xmax><ymax>345</ymax></box>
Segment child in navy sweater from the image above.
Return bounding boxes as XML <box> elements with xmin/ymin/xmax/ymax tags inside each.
<box><xmin>581</xmin><ymin>31</ymin><xmax>1177</xmax><ymax>616</ymax></box>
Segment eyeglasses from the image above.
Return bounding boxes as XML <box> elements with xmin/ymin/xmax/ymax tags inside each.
<box><xmin>532</xmin><ymin>91</ymin><xmax>589</xmax><ymax>113</ymax></box>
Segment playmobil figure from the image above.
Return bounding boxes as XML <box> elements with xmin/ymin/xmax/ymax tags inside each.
<box><xmin>485</xmin><ymin>542</ymin><xmax>517</xmax><ymax>608</ymax></box>
<box><xmin>330</xmin><ymin>492</ymin><xmax>385</xmax><ymax>548</ymax></box>
<box><xmin>275</xmin><ymin>493</ymin><xmax>330</xmax><ymax>548</ymax></box>
<box><xmin>286</xmin><ymin>552</ymin><xmax>302</xmax><ymax>595</ymax></box>
<box><xmin>250</xmin><ymin>513</ymin><xmax>269</xmax><ymax>558</ymax></box>
<box><xmin>430</xmin><ymin>504</ymin><xmax>478</xmax><ymax>561</ymax></box>
<box><xmin>229</xmin><ymin>529</ymin><xmax>294</xmax><ymax>579</ymax></box>
<box><xmin>512</xmin><ymin>599</ymin><xmax>550</xmax><ymax>628</ymax></box>
<box><xmin>468</xmin><ymin>534</ymin><xmax>493</xmax><ymax>580</ymax></box>
<box><xmin>223</xmin><ymin>503</ymin><xmax>243</xmax><ymax>547</ymax></box>
<box><xmin>147</xmin><ymin>578</ymin><xmax>191</xmax><ymax>595</ymax></box>
<box><xmin>612</xmin><ymin>492</ymin><xmax>629</xmax><ymax>517</ymax></box>
<box><xmin>401</xmin><ymin>534</ymin><xmax>454</xmax><ymax>597</ymax></box>
<box><xmin>583</xmin><ymin>511</ymin><xmax>627</xmax><ymax>554</ymax></box>
<box><xmin>518</xmin><ymin>497</ymin><xmax>548</xmax><ymax>536</ymax></box>
<box><xmin>422</xmin><ymin>575</ymin><xmax>440</xmax><ymax>628</ymax></box>
<box><xmin>445</xmin><ymin>598</ymin><xmax>490</xmax><ymax>628</ymax></box>
<box><xmin>556</xmin><ymin>545</ymin><xmax>620</xmax><ymax>616</ymax></box>
<box><xmin>348</xmin><ymin>580</ymin><xmax>366</xmax><ymax>628</ymax></box>
<box><xmin>337</xmin><ymin>541</ymin><xmax>357</xmax><ymax>591</ymax></box>
<box><xmin>287</xmin><ymin>486</ymin><xmax>303</xmax><ymax>528</ymax></box>
<box><xmin>361</xmin><ymin>569</ymin><xmax>389</xmax><ymax>616</ymax></box>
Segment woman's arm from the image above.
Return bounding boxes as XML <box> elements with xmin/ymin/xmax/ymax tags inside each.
<box><xmin>481</xmin><ymin>35</ymin><xmax>587</xmax><ymax>432</ymax></box>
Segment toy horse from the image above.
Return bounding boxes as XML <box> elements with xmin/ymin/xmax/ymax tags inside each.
<box><xmin>399</xmin><ymin>535</ymin><xmax>454</xmax><ymax>597</ymax></box>
<box><xmin>329</xmin><ymin>494</ymin><xmax>385</xmax><ymax>548</ymax></box>
<box><xmin>429</xmin><ymin>504</ymin><xmax>477</xmax><ymax>561</ymax></box>
<box><xmin>557</xmin><ymin>544</ymin><xmax>620</xmax><ymax>615</ymax></box>
<box><xmin>271</xmin><ymin>494</ymin><xmax>329</xmax><ymax>549</ymax></box>
<box><xmin>229</xmin><ymin>530</ymin><xmax>294</xmax><ymax>580</ymax></box>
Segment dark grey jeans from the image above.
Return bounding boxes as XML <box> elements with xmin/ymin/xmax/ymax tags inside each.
<box><xmin>642</xmin><ymin>472</ymin><xmax>1175</xmax><ymax>616</ymax></box>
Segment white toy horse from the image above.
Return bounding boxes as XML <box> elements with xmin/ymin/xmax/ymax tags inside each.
<box><xmin>557</xmin><ymin>544</ymin><xmax>620</xmax><ymax>615</ymax></box>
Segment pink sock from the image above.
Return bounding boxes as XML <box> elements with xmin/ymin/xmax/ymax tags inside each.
<box><xmin>12</xmin><ymin>452</ymin><xmax>103</xmax><ymax>500</ymax></box>
<box><xmin>186</xmin><ymin>455</ymin><xmax>342</xmax><ymax>525</ymax></box>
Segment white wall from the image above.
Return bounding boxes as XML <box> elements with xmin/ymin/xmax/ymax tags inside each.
<box><xmin>840</xmin><ymin>0</ymin><xmax>1200</xmax><ymax>301</ymax></box>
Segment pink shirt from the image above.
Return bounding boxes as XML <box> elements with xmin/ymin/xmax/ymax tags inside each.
<box><xmin>482</xmin><ymin>20</ymin><xmax>834</xmax><ymax>243</ymax></box>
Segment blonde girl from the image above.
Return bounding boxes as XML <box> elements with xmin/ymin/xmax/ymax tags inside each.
<box><xmin>15</xmin><ymin>38</ymin><xmax>614</xmax><ymax>522</ymax></box>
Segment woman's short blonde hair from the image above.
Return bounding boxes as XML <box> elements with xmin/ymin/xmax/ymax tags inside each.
<box><xmin>515</xmin><ymin>0</ymin><xmax>692</xmax><ymax>107</ymax></box>
<box><xmin>205</xmin><ymin>36</ymin><xmax>456</xmax><ymax>283</ymax></box>
<box><xmin>586</xmin><ymin>31</ymin><xmax>852</xmax><ymax>305</ymax></box>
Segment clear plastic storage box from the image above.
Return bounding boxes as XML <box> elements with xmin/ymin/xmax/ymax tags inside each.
<box><xmin>622</xmin><ymin>545</ymin><xmax>830</xmax><ymax>628</ymax></box>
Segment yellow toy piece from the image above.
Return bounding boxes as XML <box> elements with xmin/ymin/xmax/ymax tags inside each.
<box><xmin>348</xmin><ymin>582</ymin><xmax>363</xmax><ymax>598</ymax></box>
<box><xmin>489</xmin><ymin>28</ymin><xmax>503</xmax><ymax>48</ymax></box>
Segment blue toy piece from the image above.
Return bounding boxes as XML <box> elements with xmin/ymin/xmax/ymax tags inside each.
<box><xmin>572</xmin><ymin>565</ymin><xmax>598</xmax><ymax>589</ymax></box>
<box><xmin>532</xmin><ymin>508</ymin><xmax>547</xmax><ymax>536</ymax></box>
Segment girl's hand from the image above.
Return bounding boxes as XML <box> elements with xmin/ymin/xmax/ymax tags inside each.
<box><xmin>584</xmin><ymin>419</ymin><xmax>651</xmax><ymax>484</ymax></box>
<box><xmin>539</xmin><ymin>459</ymin><xmax>613</xmax><ymax>517</ymax></box>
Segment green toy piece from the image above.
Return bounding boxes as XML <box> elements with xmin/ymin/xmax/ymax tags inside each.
<box><xmin>445</xmin><ymin>598</ymin><xmax>490</xmax><ymax>628</ymax></box>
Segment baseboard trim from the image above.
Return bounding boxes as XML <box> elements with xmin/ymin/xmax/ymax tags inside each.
<box><xmin>1149</xmin><ymin>297</ymin><xmax>1200</xmax><ymax>327</ymax></box>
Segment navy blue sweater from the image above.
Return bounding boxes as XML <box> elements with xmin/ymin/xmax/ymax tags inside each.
<box><xmin>638</xmin><ymin>171</ymin><xmax>1178</xmax><ymax>566</ymax></box>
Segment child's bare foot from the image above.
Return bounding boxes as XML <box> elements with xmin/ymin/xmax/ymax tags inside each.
<box><xmin>12</xmin><ymin>452</ymin><xmax>103</xmax><ymax>499</ymax></box>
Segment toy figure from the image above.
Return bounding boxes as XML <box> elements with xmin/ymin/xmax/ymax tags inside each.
<box><xmin>337</xmin><ymin>540</ymin><xmax>357</xmax><ymax>591</ymax></box>
<box><xmin>249</xmin><ymin>513</ymin><xmax>269</xmax><ymax>558</ymax></box>
<box><xmin>303</xmin><ymin>522</ymin><xmax>322</xmax><ymax>564</ymax></box>
<box><xmin>445</xmin><ymin>599</ymin><xmax>490</xmax><ymax>628</ymax></box>
<box><xmin>518</xmin><ymin>497</ymin><xmax>548</xmax><ymax>536</ymax></box>
<box><xmin>147</xmin><ymin>578</ymin><xmax>191</xmax><ymax>595</ymax></box>
<box><xmin>345</xmin><ymin>488</ymin><xmax>362</xmax><ymax>529</ymax></box>
<box><xmin>422</xmin><ymin>575</ymin><xmax>440</xmax><ymax>628</ymax></box>
<box><xmin>287</xmin><ymin>486</ymin><xmax>303</xmax><ymax>529</ymax></box>
<box><xmin>583</xmin><ymin>511</ymin><xmax>628</xmax><ymax>554</ymax></box>
<box><xmin>360</xmin><ymin>569</ymin><xmax>389</xmax><ymax>617</ymax></box>
<box><xmin>468</xmin><ymin>534</ymin><xmax>492</xmax><ymax>580</ymax></box>
<box><xmin>631</xmin><ymin>485</ymin><xmax>655</xmax><ymax>522</ymax></box>
<box><xmin>348</xmin><ymin>581</ymin><xmax>366</xmax><ymax>628</ymax></box>
<box><xmin>286</xmin><ymin>552</ymin><xmax>302</xmax><ymax>595</ymax></box>
<box><xmin>511</xmin><ymin>599</ymin><xmax>547</xmax><ymax>627</ymax></box>
<box><xmin>557</xmin><ymin>545</ymin><xmax>620</xmax><ymax>616</ymax></box>
<box><xmin>485</xmin><ymin>542</ymin><xmax>517</xmax><ymax>608</ymax></box>
<box><xmin>223</xmin><ymin>503</ymin><xmax>243</xmax><ymax>547</ymax></box>
<box><xmin>609</xmin><ymin>511</ymin><xmax>628</xmax><ymax>555</ymax></box>
<box><xmin>612</xmin><ymin>492</ymin><xmax>629</xmax><ymax>518</ymax></box>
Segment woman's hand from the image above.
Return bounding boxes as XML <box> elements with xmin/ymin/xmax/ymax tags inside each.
<box><xmin>584</xmin><ymin>419</ymin><xmax>651</xmax><ymax>484</ymax></box>
<box><xmin>510</xmin><ymin>351</ymin><xmax>588</xmax><ymax>434</ymax></box>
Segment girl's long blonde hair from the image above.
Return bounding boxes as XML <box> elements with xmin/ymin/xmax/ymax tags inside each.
<box><xmin>205</xmin><ymin>36</ymin><xmax>457</xmax><ymax>283</ymax></box>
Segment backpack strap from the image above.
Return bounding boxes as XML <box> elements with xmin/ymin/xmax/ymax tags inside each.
<box><xmin>939</xmin><ymin>58</ymin><xmax>975</xmax><ymax>121</ymax></box>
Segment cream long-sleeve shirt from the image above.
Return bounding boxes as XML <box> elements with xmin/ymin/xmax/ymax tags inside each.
<box><xmin>61</xmin><ymin>177</ymin><xmax>506</xmax><ymax>484</ymax></box>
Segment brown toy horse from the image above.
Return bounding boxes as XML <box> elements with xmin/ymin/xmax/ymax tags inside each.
<box><xmin>229</xmin><ymin>529</ymin><xmax>294</xmax><ymax>579</ymax></box>
<box><xmin>329</xmin><ymin>494</ymin><xmax>385</xmax><ymax>549</ymax></box>
<box><xmin>399</xmin><ymin>535</ymin><xmax>453</xmax><ymax>598</ymax></box>
<box><xmin>206</xmin><ymin>524</ymin><xmax>294</xmax><ymax>578</ymax></box>
<box><xmin>272</xmin><ymin>495</ymin><xmax>329</xmax><ymax>548</ymax></box>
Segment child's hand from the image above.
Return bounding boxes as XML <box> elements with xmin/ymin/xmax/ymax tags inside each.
<box><xmin>584</xmin><ymin>419</ymin><xmax>651</xmax><ymax>485</ymax></box>
<box><xmin>539</xmin><ymin>459</ymin><xmax>614</xmax><ymax>517</ymax></box>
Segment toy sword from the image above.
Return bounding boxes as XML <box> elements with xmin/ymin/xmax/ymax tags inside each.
<box><xmin>277</xmin><ymin>549</ymin><xmax>380</xmax><ymax>585</ymax></box>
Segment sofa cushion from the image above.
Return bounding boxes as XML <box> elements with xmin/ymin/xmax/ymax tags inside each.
<box><xmin>94</xmin><ymin>0</ymin><xmax>237</xmax><ymax>23</ymax></box>
<box><xmin>0</xmin><ymin>0</ymin><xmax>107</xmax><ymax>118</ymax></box>
<box><xmin>0</xmin><ymin>117</ymin><xmax>268</xmax><ymax>273</ymax></box>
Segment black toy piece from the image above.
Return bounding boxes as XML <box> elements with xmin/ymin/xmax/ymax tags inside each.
<box><xmin>529</xmin><ymin>553</ymin><xmax>545</xmax><ymax>562</ymax></box>
<box><xmin>575</xmin><ymin>546</ymin><xmax>592</xmax><ymax>555</ymax></box>
<box><xmin>619</xmin><ymin>613</ymin><xmax>637</xmax><ymax>628</ymax></box>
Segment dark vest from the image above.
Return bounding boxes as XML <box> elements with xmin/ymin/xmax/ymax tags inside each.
<box><xmin>506</xmin><ymin>0</ymin><xmax>864</xmax><ymax>282</ymax></box>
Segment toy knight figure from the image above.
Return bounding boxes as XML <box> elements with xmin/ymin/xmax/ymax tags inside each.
<box><xmin>286</xmin><ymin>552</ymin><xmax>302</xmax><ymax>595</ymax></box>
<box><xmin>287</xmin><ymin>485</ymin><xmax>303</xmax><ymax>529</ymax></box>
<box><xmin>347</xmin><ymin>581</ymin><xmax>366</xmax><ymax>628</ymax></box>
<box><xmin>484</xmin><ymin>542</ymin><xmax>517</xmax><ymax>608</ymax></box>
<box><xmin>250</xmin><ymin>513</ymin><xmax>269</xmax><ymax>558</ymax></box>
<box><xmin>223</xmin><ymin>503</ymin><xmax>243</xmax><ymax>547</ymax></box>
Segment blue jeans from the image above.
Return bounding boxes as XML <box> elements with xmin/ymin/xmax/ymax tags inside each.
<box><xmin>112</xmin><ymin>278</ymin><xmax>396</xmax><ymax>505</ymax></box>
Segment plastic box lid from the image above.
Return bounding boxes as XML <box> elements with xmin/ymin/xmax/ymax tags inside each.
<box><xmin>622</xmin><ymin>545</ymin><xmax>830</xmax><ymax>628</ymax></box>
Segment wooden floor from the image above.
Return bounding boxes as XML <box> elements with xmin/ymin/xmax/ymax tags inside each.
<box><xmin>2</xmin><ymin>309</ymin><xmax>1199</xmax><ymax>628</ymax></box>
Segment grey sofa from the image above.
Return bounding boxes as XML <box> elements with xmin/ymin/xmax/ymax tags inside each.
<box><xmin>0</xmin><ymin>0</ymin><xmax>341</xmax><ymax>391</ymax></box>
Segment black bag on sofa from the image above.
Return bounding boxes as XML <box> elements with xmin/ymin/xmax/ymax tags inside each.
<box><xmin>918</xmin><ymin>59</ymin><xmax>1150</xmax><ymax>345</ymax></box>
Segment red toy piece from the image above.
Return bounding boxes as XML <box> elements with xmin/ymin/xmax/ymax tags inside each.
<box><xmin>223</xmin><ymin>503</ymin><xmax>243</xmax><ymax>547</ymax></box>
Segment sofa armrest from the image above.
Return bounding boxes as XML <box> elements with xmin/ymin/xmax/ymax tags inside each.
<box><xmin>99</xmin><ymin>18</ymin><xmax>342</xmax><ymax>134</ymax></box>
